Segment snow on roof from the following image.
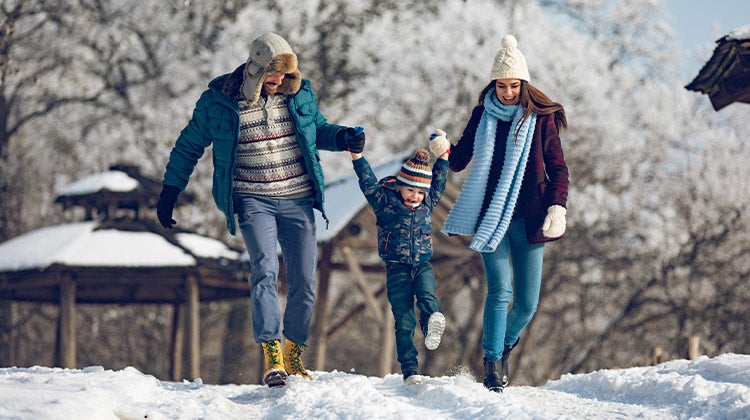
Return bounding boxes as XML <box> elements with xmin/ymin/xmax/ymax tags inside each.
<box><xmin>175</xmin><ymin>232</ymin><xmax>240</xmax><ymax>260</ymax></box>
<box><xmin>727</xmin><ymin>24</ymin><xmax>750</xmax><ymax>41</ymax></box>
<box><xmin>314</xmin><ymin>151</ymin><xmax>411</xmax><ymax>242</ymax></box>
<box><xmin>0</xmin><ymin>153</ymin><xmax>411</xmax><ymax>271</ymax></box>
<box><xmin>0</xmin><ymin>221</ymin><xmax>201</xmax><ymax>271</ymax></box>
<box><xmin>56</xmin><ymin>170</ymin><xmax>139</xmax><ymax>197</ymax></box>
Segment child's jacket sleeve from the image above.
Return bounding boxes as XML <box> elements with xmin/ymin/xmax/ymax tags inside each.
<box><xmin>352</xmin><ymin>156</ymin><xmax>385</xmax><ymax>213</ymax></box>
<box><xmin>427</xmin><ymin>158</ymin><xmax>449</xmax><ymax>210</ymax></box>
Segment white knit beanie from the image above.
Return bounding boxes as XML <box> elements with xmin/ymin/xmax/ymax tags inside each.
<box><xmin>241</xmin><ymin>32</ymin><xmax>301</xmax><ymax>104</ymax></box>
<box><xmin>489</xmin><ymin>35</ymin><xmax>530</xmax><ymax>82</ymax></box>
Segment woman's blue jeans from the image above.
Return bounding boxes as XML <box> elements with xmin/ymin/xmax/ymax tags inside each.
<box><xmin>480</xmin><ymin>218</ymin><xmax>544</xmax><ymax>362</ymax></box>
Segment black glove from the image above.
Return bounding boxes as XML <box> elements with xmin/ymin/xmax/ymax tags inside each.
<box><xmin>156</xmin><ymin>185</ymin><xmax>181</xmax><ymax>229</ymax></box>
<box><xmin>336</xmin><ymin>126</ymin><xmax>366</xmax><ymax>153</ymax></box>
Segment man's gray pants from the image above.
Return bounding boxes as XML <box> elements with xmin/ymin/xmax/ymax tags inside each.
<box><xmin>234</xmin><ymin>194</ymin><xmax>317</xmax><ymax>344</ymax></box>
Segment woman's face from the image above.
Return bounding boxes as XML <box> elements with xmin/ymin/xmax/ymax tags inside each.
<box><xmin>494</xmin><ymin>78</ymin><xmax>521</xmax><ymax>105</ymax></box>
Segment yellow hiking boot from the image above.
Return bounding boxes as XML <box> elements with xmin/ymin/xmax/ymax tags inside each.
<box><xmin>283</xmin><ymin>338</ymin><xmax>312</xmax><ymax>380</ymax></box>
<box><xmin>261</xmin><ymin>339</ymin><xmax>287</xmax><ymax>387</ymax></box>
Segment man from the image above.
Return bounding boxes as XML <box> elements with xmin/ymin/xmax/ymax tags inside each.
<box><xmin>157</xmin><ymin>32</ymin><xmax>365</xmax><ymax>387</ymax></box>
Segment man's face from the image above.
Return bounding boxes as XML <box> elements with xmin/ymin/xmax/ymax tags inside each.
<box><xmin>400</xmin><ymin>186</ymin><xmax>426</xmax><ymax>208</ymax></box>
<box><xmin>262</xmin><ymin>73</ymin><xmax>286</xmax><ymax>95</ymax></box>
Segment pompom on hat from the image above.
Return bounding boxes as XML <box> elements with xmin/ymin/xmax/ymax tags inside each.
<box><xmin>489</xmin><ymin>34</ymin><xmax>530</xmax><ymax>82</ymax></box>
<box><xmin>396</xmin><ymin>149</ymin><xmax>432</xmax><ymax>192</ymax></box>
<box><xmin>241</xmin><ymin>32</ymin><xmax>302</xmax><ymax>104</ymax></box>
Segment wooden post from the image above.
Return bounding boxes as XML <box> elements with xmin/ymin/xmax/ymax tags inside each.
<box><xmin>186</xmin><ymin>275</ymin><xmax>200</xmax><ymax>379</ymax></box>
<box><xmin>59</xmin><ymin>275</ymin><xmax>77</xmax><ymax>368</ymax></box>
<box><xmin>341</xmin><ymin>246</ymin><xmax>383</xmax><ymax>322</ymax></box>
<box><xmin>378</xmin><ymin>298</ymin><xmax>395</xmax><ymax>377</ymax></box>
<box><xmin>650</xmin><ymin>347</ymin><xmax>663</xmax><ymax>365</ymax></box>
<box><xmin>170</xmin><ymin>303</ymin><xmax>185</xmax><ymax>381</ymax></box>
<box><xmin>687</xmin><ymin>336</ymin><xmax>700</xmax><ymax>360</ymax></box>
<box><xmin>8</xmin><ymin>303</ymin><xmax>17</xmax><ymax>365</ymax></box>
<box><xmin>312</xmin><ymin>242</ymin><xmax>334</xmax><ymax>371</ymax></box>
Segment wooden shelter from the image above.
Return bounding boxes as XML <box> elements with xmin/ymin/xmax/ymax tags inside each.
<box><xmin>686</xmin><ymin>26</ymin><xmax>750</xmax><ymax>111</ymax></box>
<box><xmin>0</xmin><ymin>164</ymin><xmax>250</xmax><ymax>381</ymax></box>
<box><xmin>1</xmin><ymin>156</ymin><xmax>482</xmax><ymax>382</ymax></box>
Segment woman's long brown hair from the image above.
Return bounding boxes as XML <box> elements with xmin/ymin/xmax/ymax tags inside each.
<box><xmin>478</xmin><ymin>80</ymin><xmax>567</xmax><ymax>139</ymax></box>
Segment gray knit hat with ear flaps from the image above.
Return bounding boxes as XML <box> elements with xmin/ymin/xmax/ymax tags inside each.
<box><xmin>241</xmin><ymin>32</ymin><xmax>302</xmax><ymax>104</ymax></box>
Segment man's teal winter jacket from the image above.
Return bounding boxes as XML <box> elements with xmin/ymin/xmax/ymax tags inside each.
<box><xmin>162</xmin><ymin>65</ymin><xmax>347</xmax><ymax>235</ymax></box>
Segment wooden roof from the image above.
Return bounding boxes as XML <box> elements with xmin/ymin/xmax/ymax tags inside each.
<box><xmin>0</xmin><ymin>163</ymin><xmax>247</xmax><ymax>304</ymax></box>
<box><xmin>54</xmin><ymin>163</ymin><xmax>194</xmax><ymax>221</ymax></box>
<box><xmin>0</xmin><ymin>218</ymin><xmax>250</xmax><ymax>304</ymax></box>
<box><xmin>685</xmin><ymin>32</ymin><xmax>750</xmax><ymax>111</ymax></box>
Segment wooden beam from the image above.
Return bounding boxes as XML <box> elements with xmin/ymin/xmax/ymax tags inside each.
<box><xmin>341</xmin><ymin>246</ymin><xmax>383</xmax><ymax>322</ymax></box>
<box><xmin>312</xmin><ymin>242</ymin><xmax>334</xmax><ymax>371</ymax></box>
<box><xmin>378</xmin><ymin>299</ymin><xmax>395</xmax><ymax>377</ymax></box>
<box><xmin>186</xmin><ymin>275</ymin><xmax>200</xmax><ymax>379</ymax></box>
<box><xmin>59</xmin><ymin>274</ymin><xmax>76</xmax><ymax>369</ymax></box>
<box><xmin>688</xmin><ymin>336</ymin><xmax>700</xmax><ymax>360</ymax></box>
<box><xmin>325</xmin><ymin>286</ymin><xmax>386</xmax><ymax>338</ymax></box>
<box><xmin>170</xmin><ymin>303</ymin><xmax>185</xmax><ymax>381</ymax></box>
<box><xmin>328</xmin><ymin>262</ymin><xmax>388</xmax><ymax>273</ymax></box>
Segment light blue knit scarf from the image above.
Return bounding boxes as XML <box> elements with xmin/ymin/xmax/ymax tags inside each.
<box><xmin>442</xmin><ymin>90</ymin><xmax>536</xmax><ymax>252</ymax></box>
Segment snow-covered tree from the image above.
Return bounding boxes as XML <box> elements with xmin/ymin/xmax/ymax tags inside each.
<box><xmin>2</xmin><ymin>0</ymin><xmax>748</xmax><ymax>384</ymax></box>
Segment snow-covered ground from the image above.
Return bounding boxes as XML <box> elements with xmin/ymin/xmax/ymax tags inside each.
<box><xmin>1</xmin><ymin>353</ymin><xmax>748</xmax><ymax>419</ymax></box>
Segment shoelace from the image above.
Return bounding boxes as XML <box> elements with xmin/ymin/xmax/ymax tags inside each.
<box><xmin>264</xmin><ymin>341</ymin><xmax>282</xmax><ymax>366</ymax></box>
<box><xmin>288</xmin><ymin>343</ymin><xmax>307</xmax><ymax>373</ymax></box>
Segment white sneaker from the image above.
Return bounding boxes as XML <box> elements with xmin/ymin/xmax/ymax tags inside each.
<box><xmin>425</xmin><ymin>312</ymin><xmax>446</xmax><ymax>350</ymax></box>
<box><xmin>404</xmin><ymin>374</ymin><xmax>424</xmax><ymax>385</ymax></box>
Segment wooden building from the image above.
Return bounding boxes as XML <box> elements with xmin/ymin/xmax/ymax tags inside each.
<box><xmin>0</xmin><ymin>155</ymin><xmax>482</xmax><ymax>381</ymax></box>
<box><xmin>686</xmin><ymin>26</ymin><xmax>750</xmax><ymax>111</ymax></box>
<box><xmin>0</xmin><ymin>165</ymin><xmax>250</xmax><ymax>381</ymax></box>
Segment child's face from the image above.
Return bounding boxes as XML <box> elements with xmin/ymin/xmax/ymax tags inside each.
<box><xmin>400</xmin><ymin>186</ymin><xmax>425</xmax><ymax>208</ymax></box>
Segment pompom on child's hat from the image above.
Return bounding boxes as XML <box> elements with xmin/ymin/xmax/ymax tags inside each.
<box><xmin>490</xmin><ymin>34</ymin><xmax>530</xmax><ymax>82</ymax></box>
<box><xmin>396</xmin><ymin>149</ymin><xmax>432</xmax><ymax>191</ymax></box>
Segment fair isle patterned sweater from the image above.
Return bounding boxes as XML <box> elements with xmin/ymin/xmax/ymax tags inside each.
<box><xmin>233</xmin><ymin>94</ymin><xmax>313</xmax><ymax>197</ymax></box>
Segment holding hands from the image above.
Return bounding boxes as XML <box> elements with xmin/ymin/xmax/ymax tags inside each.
<box><xmin>338</xmin><ymin>126</ymin><xmax>366</xmax><ymax>153</ymax></box>
<box><xmin>429</xmin><ymin>129</ymin><xmax>451</xmax><ymax>159</ymax></box>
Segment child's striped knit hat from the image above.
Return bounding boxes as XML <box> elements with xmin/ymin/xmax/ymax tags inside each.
<box><xmin>396</xmin><ymin>149</ymin><xmax>432</xmax><ymax>191</ymax></box>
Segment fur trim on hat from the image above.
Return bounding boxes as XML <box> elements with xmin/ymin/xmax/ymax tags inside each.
<box><xmin>241</xmin><ymin>33</ymin><xmax>302</xmax><ymax>104</ymax></box>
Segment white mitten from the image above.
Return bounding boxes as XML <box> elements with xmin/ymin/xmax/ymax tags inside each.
<box><xmin>429</xmin><ymin>129</ymin><xmax>451</xmax><ymax>157</ymax></box>
<box><xmin>542</xmin><ymin>205</ymin><xmax>567</xmax><ymax>238</ymax></box>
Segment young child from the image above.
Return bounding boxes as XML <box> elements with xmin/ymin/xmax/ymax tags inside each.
<box><xmin>350</xmin><ymin>129</ymin><xmax>452</xmax><ymax>385</ymax></box>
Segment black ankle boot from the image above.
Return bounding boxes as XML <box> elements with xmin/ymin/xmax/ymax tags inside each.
<box><xmin>483</xmin><ymin>357</ymin><xmax>503</xmax><ymax>392</ymax></box>
<box><xmin>500</xmin><ymin>341</ymin><xmax>518</xmax><ymax>387</ymax></box>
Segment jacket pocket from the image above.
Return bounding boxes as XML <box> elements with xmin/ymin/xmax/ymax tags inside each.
<box><xmin>294</xmin><ymin>101</ymin><xmax>316</xmax><ymax>135</ymax></box>
<box><xmin>208</xmin><ymin>114</ymin><xmax>234</xmax><ymax>139</ymax></box>
<box><xmin>212</xmin><ymin>161</ymin><xmax>232</xmax><ymax>211</ymax></box>
<box><xmin>421</xmin><ymin>225</ymin><xmax>433</xmax><ymax>255</ymax></box>
<box><xmin>210</xmin><ymin>116</ymin><xmax>235</xmax><ymax>159</ymax></box>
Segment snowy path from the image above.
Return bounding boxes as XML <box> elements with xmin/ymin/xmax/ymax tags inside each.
<box><xmin>0</xmin><ymin>354</ymin><xmax>748</xmax><ymax>419</ymax></box>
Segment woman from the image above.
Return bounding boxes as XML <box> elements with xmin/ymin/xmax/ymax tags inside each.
<box><xmin>441</xmin><ymin>34</ymin><xmax>568</xmax><ymax>392</ymax></box>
